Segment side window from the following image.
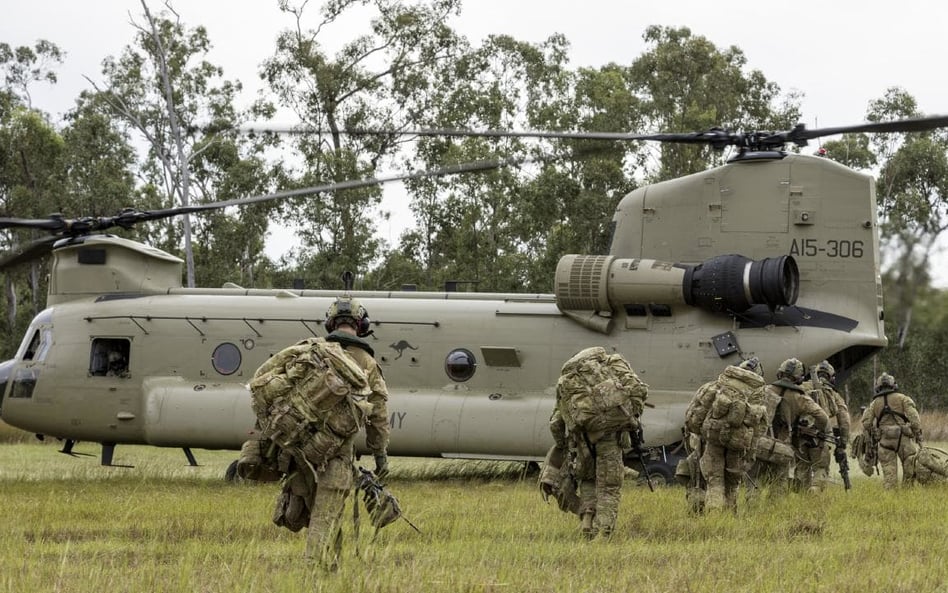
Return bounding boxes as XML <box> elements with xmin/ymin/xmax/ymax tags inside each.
<box><xmin>23</xmin><ymin>330</ymin><xmax>41</xmax><ymax>361</ymax></box>
<box><xmin>90</xmin><ymin>338</ymin><xmax>132</xmax><ymax>377</ymax></box>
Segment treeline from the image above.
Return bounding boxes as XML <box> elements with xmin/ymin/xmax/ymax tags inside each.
<box><xmin>2</xmin><ymin>1</ymin><xmax>948</xmax><ymax>410</ymax></box>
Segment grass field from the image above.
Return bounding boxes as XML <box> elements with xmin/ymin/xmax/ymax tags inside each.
<box><xmin>1</xmin><ymin>437</ymin><xmax>946</xmax><ymax>593</ymax></box>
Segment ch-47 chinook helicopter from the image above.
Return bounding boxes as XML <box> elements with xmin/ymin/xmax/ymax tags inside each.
<box><xmin>2</xmin><ymin>115</ymin><xmax>947</xmax><ymax>482</ymax></box>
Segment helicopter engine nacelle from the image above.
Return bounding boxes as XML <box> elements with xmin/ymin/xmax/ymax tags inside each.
<box><xmin>554</xmin><ymin>254</ymin><xmax>798</xmax><ymax>333</ymax></box>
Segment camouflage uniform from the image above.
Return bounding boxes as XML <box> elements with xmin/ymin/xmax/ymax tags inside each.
<box><xmin>684</xmin><ymin>358</ymin><xmax>765</xmax><ymax>513</ymax></box>
<box><xmin>548</xmin><ymin>406</ymin><xmax>626</xmax><ymax>539</ymax></box>
<box><xmin>798</xmin><ymin>362</ymin><xmax>850</xmax><ymax>492</ymax></box>
<box><xmin>746</xmin><ymin>358</ymin><xmax>829</xmax><ymax>497</ymax></box>
<box><xmin>304</xmin><ymin>311</ymin><xmax>390</xmax><ymax>569</ymax></box>
<box><xmin>549</xmin><ymin>348</ymin><xmax>646</xmax><ymax>539</ymax></box>
<box><xmin>861</xmin><ymin>373</ymin><xmax>921</xmax><ymax>489</ymax></box>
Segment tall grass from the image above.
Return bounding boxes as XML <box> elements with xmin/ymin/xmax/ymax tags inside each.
<box><xmin>1</xmin><ymin>441</ymin><xmax>946</xmax><ymax>593</ymax></box>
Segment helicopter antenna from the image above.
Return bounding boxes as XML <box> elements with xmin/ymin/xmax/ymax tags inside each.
<box><xmin>341</xmin><ymin>271</ymin><xmax>355</xmax><ymax>294</ymax></box>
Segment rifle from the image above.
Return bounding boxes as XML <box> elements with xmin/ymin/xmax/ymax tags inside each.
<box><xmin>630</xmin><ymin>426</ymin><xmax>654</xmax><ymax>492</ymax></box>
<box><xmin>832</xmin><ymin>428</ymin><xmax>852</xmax><ymax>490</ymax></box>
<box><xmin>796</xmin><ymin>424</ymin><xmax>851</xmax><ymax>490</ymax></box>
<box><xmin>356</xmin><ymin>467</ymin><xmax>422</xmax><ymax>534</ymax></box>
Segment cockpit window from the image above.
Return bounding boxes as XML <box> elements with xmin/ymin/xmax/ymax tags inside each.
<box><xmin>22</xmin><ymin>328</ymin><xmax>52</xmax><ymax>362</ymax></box>
<box><xmin>90</xmin><ymin>338</ymin><xmax>131</xmax><ymax>377</ymax></box>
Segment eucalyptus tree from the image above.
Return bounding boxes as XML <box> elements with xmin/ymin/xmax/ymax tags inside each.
<box><xmin>261</xmin><ymin>0</ymin><xmax>464</xmax><ymax>290</ymax></box>
<box><xmin>0</xmin><ymin>40</ymin><xmax>65</xmax><ymax>349</ymax></box>
<box><xmin>863</xmin><ymin>88</ymin><xmax>948</xmax><ymax>345</ymax></box>
<box><xmin>92</xmin><ymin>0</ymin><xmax>268</xmax><ymax>288</ymax></box>
<box><xmin>628</xmin><ymin>26</ymin><xmax>801</xmax><ymax>181</ymax></box>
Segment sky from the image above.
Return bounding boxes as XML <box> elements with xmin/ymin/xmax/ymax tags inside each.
<box><xmin>4</xmin><ymin>0</ymin><xmax>948</xmax><ymax>282</ymax></box>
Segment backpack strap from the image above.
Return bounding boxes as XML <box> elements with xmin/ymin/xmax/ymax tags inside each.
<box><xmin>875</xmin><ymin>393</ymin><xmax>910</xmax><ymax>428</ymax></box>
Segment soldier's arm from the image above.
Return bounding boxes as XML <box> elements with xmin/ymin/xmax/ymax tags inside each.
<box><xmin>904</xmin><ymin>396</ymin><xmax>923</xmax><ymax>440</ymax></box>
<box><xmin>364</xmin><ymin>363</ymin><xmax>391</xmax><ymax>455</ymax></box>
<box><xmin>803</xmin><ymin>395</ymin><xmax>830</xmax><ymax>432</ymax></box>
<box><xmin>550</xmin><ymin>406</ymin><xmax>569</xmax><ymax>449</ymax></box>
<box><xmin>861</xmin><ymin>404</ymin><xmax>874</xmax><ymax>434</ymax></box>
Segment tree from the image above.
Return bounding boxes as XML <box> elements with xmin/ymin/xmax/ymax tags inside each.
<box><xmin>93</xmin><ymin>0</ymin><xmax>268</xmax><ymax>288</ymax></box>
<box><xmin>628</xmin><ymin>26</ymin><xmax>801</xmax><ymax>181</ymax></box>
<box><xmin>0</xmin><ymin>41</ymin><xmax>66</xmax><ymax>352</ymax></box>
<box><xmin>0</xmin><ymin>40</ymin><xmax>64</xmax><ymax>109</ymax></box>
<box><xmin>261</xmin><ymin>0</ymin><xmax>464</xmax><ymax>290</ymax></box>
<box><xmin>863</xmin><ymin>89</ymin><xmax>948</xmax><ymax>346</ymax></box>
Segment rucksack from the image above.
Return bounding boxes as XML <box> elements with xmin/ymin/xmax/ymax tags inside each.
<box><xmin>556</xmin><ymin>347</ymin><xmax>648</xmax><ymax>434</ymax></box>
<box><xmin>249</xmin><ymin>337</ymin><xmax>372</xmax><ymax>465</ymax></box>
<box><xmin>700</xmin><ymin>365</ymin><xmax>767</xmax><ymax>453</ymax></box>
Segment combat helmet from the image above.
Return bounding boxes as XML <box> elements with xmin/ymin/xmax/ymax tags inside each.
<box><xmin>737</xmin><ymin>356</ymin><xmax>762</xmax><ymax>376</ymax></box>
<box><xmin>874</xmin><ymin>372</ymin><xmax>898</xmax><ymax>395</ymax></box>
<box><xmin>816</xmin><ymin>360</ymin><xmax>836</xmax><ymax>385</ymax></box>
<box><xmin>325</xmin><ymin>297</ymin><xmax>372</xmax><ymax>337</ymax></box>
<box><xmin>776</xmin><ymin>358</ymin><xmax>806</xmax><ymax>384</ymax></box>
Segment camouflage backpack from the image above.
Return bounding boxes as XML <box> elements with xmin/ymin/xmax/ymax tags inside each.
<box><xmin>556</xmin><ymin>347</ymin><xmax>648</xmax><ymax>435</ymax></box>
<box><xmin>909</xmin><ymin>446</ymin><xmax>948</xmax><ymax>484</ymax></box>
<box><xmin>850</xmin><ymin>432</ymin><xmax>877</xmax><ymax>476</ymax></box>
<box><xmin>699</xmin><ymin>366</ymin><xmax>767</xmax><ymax>453</ymax></box>
<box><xmin>249</xmin><ymin>337</ymin><xmax>372</xmax><ymax>466</ymax></box>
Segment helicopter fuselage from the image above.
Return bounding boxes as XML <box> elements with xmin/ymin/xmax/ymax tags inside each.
<box><xmin>0</xmin><ymin>152</ymin><xmax>888</xmax><ymax>463</ymax></box>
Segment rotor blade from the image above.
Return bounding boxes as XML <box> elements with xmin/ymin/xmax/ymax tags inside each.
<box><xmin>244</xmin><ymin>114</ymin><xmax>948</xmax><ymax>149</ymax></box>
<box><xmin>240</xmin><ymin>124</ymin><xmax>714</xmax><ymax>143</ymax></box>
<box><xmin>805</xmin><ymin>114</ymin><xmax>948</xmax><ymax>138</ymax></box>
<box><xmin>0</xmin><ymin>236</ymin><xmax>61</xmax><ymax>272</ymax></box>
<box><xmin>785</xmin><ymin>114</ymin><xmax>948</xmax><ymax>145</ymax></box>
<box><xmin>0</xmin><ymin>216</ymin><xmax>69</xmax><ymax>232</ymax></box>
<box><xmin>66</xmin><ymin>157</ymin><xmax>540</xmax><ymax>232</ymax></box>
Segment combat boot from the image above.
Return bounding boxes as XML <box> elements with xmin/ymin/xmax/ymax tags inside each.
<box><xmin>580</xmin><ymin>512</ymin><xmax>597</xmax><ymax>540</ymax></box>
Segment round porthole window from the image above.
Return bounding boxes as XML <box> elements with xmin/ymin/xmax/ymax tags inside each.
<box><xmin>212</xmin><ymin>342</ymin><xmax>242</xmax><ymax>376</ymax></box>
<box><xmin>445</xmin><ymin>348</ymin><xmax>477</xmax><ymax>382</ymax></box>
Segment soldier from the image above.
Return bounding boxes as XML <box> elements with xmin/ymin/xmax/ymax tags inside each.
<box><xmin>548</xmin><ymin>347</ymin><xmax>647</xmax><ymax>539</ymax></box>
<box><xmin>683</xmin><ymin>357</ymin><xmax>766</xmax><ymax>513</ymax></box>
<box><xmin>304</xmin><ymin>297</ymin><xmax>391</xmax><ymax>568</ymax></box>
<box><xmin>861</xmin><ymin>373</ymin><xmax>922</xmax><ymax>489</ymax></box>
<box><xmin>746</xmin><ymin>357</ymin><xmax>829</xmax><ymax>497</ymax></box>
<box><xmin>797</xmin><ymin>360</ymin><xmax>851</xmax><ymax>492</ymax></box>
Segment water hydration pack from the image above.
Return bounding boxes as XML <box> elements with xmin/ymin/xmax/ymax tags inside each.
<box><xmin>556</xmin><ymin>347</ymin><xmax>648</xmax><ymax>435</ymax></box>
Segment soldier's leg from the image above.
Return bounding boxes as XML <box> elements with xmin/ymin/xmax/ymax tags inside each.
<box><xmin>574</xmin><ymin>443</ymin><xmax>597</xmax><ymax>538</ymax></box>
<box><xmin>767</xmin><ymin>460</ymin><xmax>791</xmax><ymax>497</ymax></box>
<box><xmin>305</xmin><ymin>455</ymin><xmax>354</xmax><ymax>570</ymax></box>
<box><xmin>811</xmin><ymin>446</ymin><xmax>832</xmax><ymax>492</ymax></box>
<box><xmin>795</xmin><ymin>445</ymin><xmax>824</xmax><ymax>493</ymax></box>
<box><xmin>722</xmin><ymin>449</ymin><xmax>744</xmax><ymax>512</ymax></box>
<box><xmin>899</xmin><ymin>439</ymin><xmax>920</xmax><ymax>486</ymax></box>
<box><xmin>877</xmin><ymin>445</ymin><xmax>899</xmax><ymax>489</ymax></box>
<box><xmin>699</xmin><ymin>442</ymin><xmax>727</xmax><ymax>511</ymax></box>
<box><xmin>592</xmin><ymin>436</ymin><xmax>623</xmax><ymax>537</ymax></box>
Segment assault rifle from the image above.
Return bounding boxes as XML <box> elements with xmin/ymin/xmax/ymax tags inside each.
<box><xmin>356</xmin><ymin>467</ymin><xmax>422</xmax><ymax>534</ymax></box>
<box><xmin>631</xmin><ymin>426</ymin><xmax>654</xmax><ymax>492</ymax></box>
<box><xmin>796</xmin><ymin>425</ymin><xmax>852</xmax><ymax>490</ymax></box>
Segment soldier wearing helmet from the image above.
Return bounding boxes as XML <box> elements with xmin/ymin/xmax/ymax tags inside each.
<box><xmin>682</xmin><ymin>357</ymin><xmax>766</xmax><ymax>514</ymax></box>
<box><xmin>303</xmin><ymin>296</ymin><xmax>391</xmax><ymax>567</ymax></box>
<box><xmin>745</xmin><ymin>357</ymin><xmax>829</xmax><ymax>497</ymax></box>
<box><xmin>797</xmin><ymin>360</ymin><xmax>851</xmax><ymax>492</ymax></box>
<box><xmin>861</xmin><ymin>373</ymin><xmax>922</xmax><ymax>489</ymax></box>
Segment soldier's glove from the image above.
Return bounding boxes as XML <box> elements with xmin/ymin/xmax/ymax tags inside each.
<box><xmin>539</xmin><ymin>481</ymin><xmax>556</xmax><ymax>503</ymax></box>
<box><xmin>374</xmin><ymin>453</ymin><xmax>390</xmax><ymax>479</ymax></box>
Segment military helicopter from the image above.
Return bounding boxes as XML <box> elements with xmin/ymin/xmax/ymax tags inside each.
<box><xmin>2</xmin><ymin>115</ymin><xmax>945</xmax><ymax>482</ymax></box>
